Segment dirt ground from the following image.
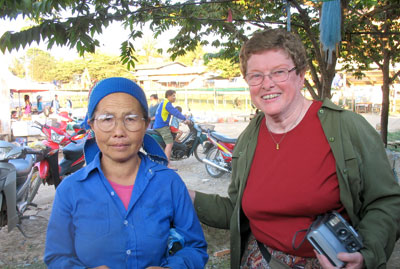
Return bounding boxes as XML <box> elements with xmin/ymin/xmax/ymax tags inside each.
<box><xmin>0</xmin><ymin>120</ymin><xmax>400</xmax><ymax>268</ymax></box>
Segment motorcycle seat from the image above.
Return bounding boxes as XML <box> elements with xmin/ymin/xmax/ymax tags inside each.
<box><xmin>9</xmin><ymin>154</ymin><xmax>35</xmax><ymax>177</ymax></box>
<box><xmin>63</xmin><ymin>139</ymin><xmax>84</xmax><ymax>154</ymax></box>
<box><xmin>210</xmin><ymin>132</ymin><xmax>237</xmax><ymax>144</ymax></box>
<box><xmin>72</xmin><ymin>124</ymin><xmax>82</xmax><ymax>130</ymax></box>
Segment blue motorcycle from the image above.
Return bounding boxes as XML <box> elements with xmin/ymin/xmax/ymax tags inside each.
<box><xmin>0</xmin><ymin>141</ymin><xmax>44</xmax><ymax>234</ymax></box>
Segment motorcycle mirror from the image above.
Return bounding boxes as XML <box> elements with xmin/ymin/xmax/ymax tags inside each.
<box><xmin>6</xmin><ymin>147</ymin><xmax>23</xmax><ymax>160</ymax></box>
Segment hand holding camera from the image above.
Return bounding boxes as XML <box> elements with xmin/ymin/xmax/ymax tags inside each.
<box><xmin>315</xmin><ymin>250</ymin><xmax>364</xmax><ymax>268</ymax></box>
<box><xmin>307</xmin><ymin>211</ymin><xmax>363</xmax><ymax>268</ymax></box>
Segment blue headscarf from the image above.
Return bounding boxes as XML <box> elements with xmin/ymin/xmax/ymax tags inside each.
<box><xmin>83</xmin><ymin>77</ymin><xmax>167</xmax><ymax>165</ymax></box>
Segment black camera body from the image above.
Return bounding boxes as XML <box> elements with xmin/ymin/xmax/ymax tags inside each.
<box><xmin>306</xmin><ymin>211</ymin><xmax>363</xmax><ymax>267</ymax></box>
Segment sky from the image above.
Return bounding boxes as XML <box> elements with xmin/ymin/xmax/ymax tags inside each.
<box><xmin>0</xmin><ymin>16</ymin><xmax>176</xmax><ymax>67</ymax></box>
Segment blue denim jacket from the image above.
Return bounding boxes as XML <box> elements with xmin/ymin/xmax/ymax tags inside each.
<box><xmin>44</xmin><ymin>152</ymin><xmax>208</xmax><ymax>268</ymax></box>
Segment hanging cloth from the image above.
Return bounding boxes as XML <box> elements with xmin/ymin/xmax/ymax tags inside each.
<box><xmin>282</xmin><ymin>0</ymin><xmax>291</xmax><ymax>31</ymax></box>
<box><xmin>286</xmin><ymin>0</ymin><xmax>291</xmax><ymax>31</ymax></box>
<box><xmin>319</xmin><ymin>0</ymin><xmax>341</xmax><ymax>64</ymax></box>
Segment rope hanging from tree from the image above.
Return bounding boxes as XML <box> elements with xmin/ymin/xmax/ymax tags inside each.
<box><xmin>319</xmin><ymin>0</ymin><xmax>341</xmax><ymax>64</ymax></box>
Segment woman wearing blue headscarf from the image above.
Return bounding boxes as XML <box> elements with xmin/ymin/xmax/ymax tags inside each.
<box><xmin>44</xmin><ymin>77</ymin><xmax>208</xmax><ymax>268</ymax></box>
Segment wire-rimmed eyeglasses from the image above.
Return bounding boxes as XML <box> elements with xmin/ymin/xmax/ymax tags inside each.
<box><xmin>93</xmin><ymin>114</ymin><xmax>145</xmax><ymax>132</ymax></box>
<box><xmin>245</xmin><ymin>67</ymin><xmax>297</xmax><ymax>86</ymax></box>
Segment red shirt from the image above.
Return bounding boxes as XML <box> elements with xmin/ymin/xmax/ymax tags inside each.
<box><xmin>242</xmin><ymin>101</ymin><xmax>344</xmax><ymax>257</ymax></box>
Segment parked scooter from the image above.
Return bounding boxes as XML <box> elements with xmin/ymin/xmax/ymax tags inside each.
<box><xmin>203</xmin><ymin>130</ymin><xmax>237</xmax><ymax>178</ymax></box>
<box><xmin>195</xmin><ymin>123</ymin><xmax>216</xmax><ymax>162</ymax></box>
<box><xmin>146</xmin><ymin>117</ymin><xmax>214</xmax><ymax>161</ymax></box>
<box><xmin>33</xmin><ymin>121</ymin><xmax>86</xmax><ymax>188</ymax></box>
<box><xmin>0</xmin><ymin>141</ymin><xmax>44</xmax><ymax>233</ymax></box>
<box><xmin>29</xmin><ymin>141</ymin><xmax>61</xmax><ymax>188</ymax></box>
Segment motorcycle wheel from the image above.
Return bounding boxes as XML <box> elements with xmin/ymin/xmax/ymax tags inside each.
<box><xmin>27</xmin><ymin>168</ymin><xmax>42</xmax><ymax>205</ymax></box>
<box><xmin>205</xmin><ymin>147</ymin><xmax>226</xmax><ymax>178</ymax></box>
<box><xmin>194</xmin><ymin>141</ymin><xmax>214</xmax><ymax>162</ymax></box>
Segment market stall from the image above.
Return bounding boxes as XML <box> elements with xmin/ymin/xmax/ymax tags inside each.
<box><xmin>6</xmin><ymin>72</ymin><xmax>55</xmax><ymax>142</ymax></box>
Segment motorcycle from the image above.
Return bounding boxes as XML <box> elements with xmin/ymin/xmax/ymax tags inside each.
<box><xmin>0</xmin><ymin>141</ymin><xmax>44</xmax><ymax>233</ymax></box>
<box><xmin>69</xmin><ymin>116</ymin><xmax>86</xmax><ymax>134</ymax></box>
<box><xmin>203</xmin><ymin>130</ymin><xmax>237</xmax><ymax>178</ymax></box>
<box><xmin>33</xmin><ymin>117</ymin><xmax>84</xmax><ymax>149</ymax></box>
<box><xmin>146</xmin><ymin>118</ymin><xmax>215</xmax><ymax>161</ymax></box>
<box><xmin>33</xmin><ymin>121</ymin><xmax>86</xmax><ymax>188</ymax></box>
<box><xmin>28</xmin><ymin>140</ymin><xmax>61</xmax><ymax>188</ymax></box>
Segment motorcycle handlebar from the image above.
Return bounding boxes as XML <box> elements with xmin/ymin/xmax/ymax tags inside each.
<box><xmin>34</xmin><ymin>120</ymin><xmax>43</xmax><ymax>127</ymax></box>
<box><xmin>24</xmin><ymin>147</ymin><xmax>44</xmax><ymax>155</ymax></box>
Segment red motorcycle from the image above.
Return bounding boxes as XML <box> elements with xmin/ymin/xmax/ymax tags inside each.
<box><xmin>33</xmin><ymin>120</ymin><xmax>86</xmax><ymax>188</ymax></box>
<box><xmin>37</xmin><ymin>112</ymin><xmax>84</xmax><ymax>149</ymax></box>
<box><xmin>29</xmin><ymin>141</ymin><xmax>60</xmax><ymax>188</ymax></box>
<box><xmin>203</xmin><ymin>130</ymin><xmax>236</xmax><ymax>178</ymax></box>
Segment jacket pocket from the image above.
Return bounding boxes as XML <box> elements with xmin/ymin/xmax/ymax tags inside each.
<box><xmin>75</xmin><ymin>203</ymin><xmax>110</xmax><ymax>237</ymax></box>
<box><xmin>139</xmin><ymin>203</ymin><xmax>170</xmax><ymax>238</ymax></box>
<box><xmin>343</xmin><ymin>149</ymin><xmax>363</xmax><ymax>216</ymax></box>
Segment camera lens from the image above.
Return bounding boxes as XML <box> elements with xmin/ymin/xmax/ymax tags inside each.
<box><xmin>338</xmin><ymin>229</ymin><xmax>348</xmax><ymax>238</ymax></box>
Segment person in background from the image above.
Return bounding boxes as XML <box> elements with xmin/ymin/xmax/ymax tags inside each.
<box><xmin>66</xmin><ymin>98</ymin><xmax>73</xmax><ymax>116</ymax></box>
<box><xmin>51</xmin><ymin>94</ymin><xmax>60</xmax><ymax>114</ymax></box>
<box><xmin>170</xmin><ymin>106</ymin><xmax>184</xmax><ymax>142</ymax></box>
<box><xmin>189</xmin><ymin>28</ymin><xmax>400</xmax><ymax>268</ymax></box>
<box><xmin>36</xmin><ymin>95</ymin><xmax>43</xmax><ymax>114</ymax></box>
<box><xmin>44</xmin><ymin>77</ymin><xmax>208</xmax><ymax>268</ymax></box>
<box><xmin>154</xmin><ymin>90</ymin><xmax>190</xmax><ymax>167</ymax></box>
<box><xmin>148</xmin><ymin>94</ymin><xmax>159</xmax><ymax>129</ymax></box>
<box><xmin>11</xmin><ymin>110</ymin><xmax>18</xmax><ymax>120</ymax></box>
<box><xmin>23</xmin><ymin>94</ymin><xmax>31</xmax><ymax>115</ymax></box>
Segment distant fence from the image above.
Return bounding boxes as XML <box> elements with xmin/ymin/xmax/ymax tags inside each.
<box><xmin>145</xmin><ymin>87</ymin><xmax>253</xmax><ymax>114</ymax></box>
<box><xmin>28</xmin><ymin>87</ymin><xmax>254</xmax><ymax>115</ymax></box>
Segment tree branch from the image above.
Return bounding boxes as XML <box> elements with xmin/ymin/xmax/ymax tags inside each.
<box><xmin>360</xmin><ymin>3</ymin><xmax>400</xmax><ymax>19</ymax></box>
<box><xmin>290</xmin><ymin>0</ymin><xmax>324</xmax><ymax>72</ymax></box>
<box><xmin>389</xmin><ymin>70</ymin><xmax>400</xmax><ymax>85</ymax></box>
<box><xmin>304</xmin><ymin>78</ymin><xmax>318</xmax><ymax>100</ymax></box>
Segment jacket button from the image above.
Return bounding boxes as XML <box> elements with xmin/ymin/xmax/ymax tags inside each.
<box><xmin>343</xmin><ymin>168</ymin><xmax>348</xmax><ymax>174</ymax></box>
<box><xmin>329</xmin><ymin>137</ymin><xmax>335</xmax><ymax>142</ymax></box>
<box><xmin>319</xmin><ymin>109</ymin><xmax>324</xmax><ymax>114</ymax></box>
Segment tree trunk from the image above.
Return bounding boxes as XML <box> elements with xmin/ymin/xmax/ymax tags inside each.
<box><xmin>321</xmin><ymin>69</ymin><xmax>335</xmax><ymax>100</ymax></box>
<box><xmin>381</xmin><ymin>83</ymin><xmax>389</xmax><ymax>146</ymax></box>
<box><xmin>380</xmin><ymin>53</ymin><xmax>391</xmax><ymax>146</ymax></box>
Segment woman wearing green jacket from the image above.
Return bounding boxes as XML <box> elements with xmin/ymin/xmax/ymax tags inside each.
<box><xmin>190</xmin><ymin>29</ymin><xmax>400</xmax><ymax>268</ymax></box>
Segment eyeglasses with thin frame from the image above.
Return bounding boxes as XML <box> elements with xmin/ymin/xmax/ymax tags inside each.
<box><xmin>245</xmin><ymin>67</ymin><xmax>297</xmax><ymax>86</ymax></box>
<box><xmin>93</xmin><ymin>113</ymin><xmax>145</xmax><ymax>132</ymax></box>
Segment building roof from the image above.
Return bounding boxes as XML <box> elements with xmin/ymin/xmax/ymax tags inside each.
<box><xmin>135</xmin><ymin>62</ymin><xmax>187</xmax><ymax>70</ymax></box>
<box><xmin>133</xmin><ymin>62</ymin><xmax>206</xmax><ymax>80</ymax></box>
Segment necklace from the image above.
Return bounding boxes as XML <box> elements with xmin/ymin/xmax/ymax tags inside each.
<box><xmin>266</xmin><ymin>102</ymin><xmax>305</xmax><ymax>150</ymax></box>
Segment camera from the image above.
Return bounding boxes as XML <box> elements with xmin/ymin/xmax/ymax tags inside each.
<box><xmin>306</xmin><ymin>211</ymin><xmax>363</xmax><ymax>267</ymax></box>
